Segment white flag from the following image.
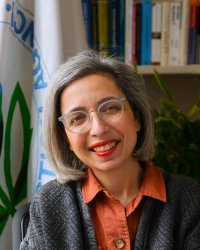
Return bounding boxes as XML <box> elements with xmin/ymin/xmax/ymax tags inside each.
<box><xmin>28</xmin><ymin>0</ymin><xmax>87</xmax><ymax>199</ymax></box>
<box><xmin>0</xmin><ymin>1</ymin><xmax>34</xmax><ymax>249</ymax></box>
<box><xmin>0</xmin><ymin>0</ymin><xmax>86</xmax><ymax>249</ymax></box>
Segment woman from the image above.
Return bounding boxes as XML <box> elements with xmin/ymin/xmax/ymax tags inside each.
<box><xmin>21</xmin><ymin>50</ymin><xmax>200</xmax><ymax>249</ymax></box>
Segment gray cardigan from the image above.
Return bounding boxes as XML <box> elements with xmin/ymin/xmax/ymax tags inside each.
<box><xmin>20</xmin><ymin>171</ymin><xmax>200</xmax><ymax>249</ymax></box>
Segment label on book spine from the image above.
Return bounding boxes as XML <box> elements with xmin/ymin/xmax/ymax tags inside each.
<box><xmin>151</xmin><ymin>3</ymin><xmax>161</xmax><ymax>65</ymax></box>
<box><xmin>161</xmin><ymin>2</ymin><xmax>170</xmax><ymax>66</ymax></box>
<box><xmin>168</xmin><ymin>3</ymin><xmax>181</xmax><ymax>65</ymax></box>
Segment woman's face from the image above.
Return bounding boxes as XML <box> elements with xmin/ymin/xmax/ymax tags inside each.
<box><xmin>60</xmin><ymin>74</ymin><xmax>141</xmax><ymax>175</ymax></box>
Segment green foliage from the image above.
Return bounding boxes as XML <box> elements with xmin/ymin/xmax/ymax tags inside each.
<box><xmin>152</xmin><ymin>70</ymin><xmax>200</xmax><ymax>181</ymax></box>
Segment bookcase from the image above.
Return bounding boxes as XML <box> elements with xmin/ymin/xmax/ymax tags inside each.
<box><xmin>81</xmin><ymin>0</ymin><xmax>200</xmax><ymax>72</ymax></box>
<box><xmin>81</xmin><ymin>0</ymin><xmax>200</xmax><ymax>111</ymax></box>
<box><xmin>138</xmin><ymin>65</ymin><xmax>200</xmax><ymax>75</ymax></box>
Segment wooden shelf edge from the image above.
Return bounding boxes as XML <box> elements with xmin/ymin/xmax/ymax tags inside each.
<box><xmin>138</xmin><ymin>65</ymin><xmax>200</xmax><ymax>75</ymax></box>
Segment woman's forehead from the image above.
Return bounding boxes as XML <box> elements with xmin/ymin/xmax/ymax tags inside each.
<box><xmin>59</xmin><ymin>74</ymin><xmax>125</xmax><ymax>114</ymax></box>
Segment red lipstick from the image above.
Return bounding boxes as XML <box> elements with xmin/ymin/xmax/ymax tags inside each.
<box><xmin>95</xmin><ymin>146</ymin><xmax>117</xmax><ymax>157</ymax></box>
<box><xmin>89</xmin><ymin>139</ymin><xmax>118</xmax><ymax>157</ymax></box>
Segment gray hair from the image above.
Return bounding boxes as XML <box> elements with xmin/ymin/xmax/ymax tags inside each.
<box><xmin>43</xmin><ymin>50</ymin><xmax>155</xmax><ymax>183</ymax></box>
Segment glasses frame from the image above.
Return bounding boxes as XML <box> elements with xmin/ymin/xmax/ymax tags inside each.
<box><xmin>58</xmin><ymin>97</ymin><xmax>126</xmax><ymax>134</ymax></box>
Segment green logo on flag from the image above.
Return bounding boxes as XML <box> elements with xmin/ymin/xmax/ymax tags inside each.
<box><xmin>0</xmin><ymin>82</ymin><xmax>32</xmax><ymax>235</ymax></box>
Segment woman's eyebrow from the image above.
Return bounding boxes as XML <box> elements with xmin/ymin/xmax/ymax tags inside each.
<box><xmin>67</xmin><ymin>106</ymin><xmax>86</xmax><ymax>113</ymax></box>
<box><xmin>96</xmin><ymin>96</ymin><xmax>120</xmax><ymax>105</ymax></box>
<box><xmin>67</xmin><ymin>96</ymin><xmax>120</xmax><ymax>113</ymax></box>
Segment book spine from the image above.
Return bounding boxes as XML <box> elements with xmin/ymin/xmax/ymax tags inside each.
<box><xmin>108</xmin><ymin>0</ymin><xmax>119</xmax><ymax>55</ymax></box>
<box><xmin>91</xmin><ymin>0</ymin><xmax>99</xmax><ymax>50</ymax></box>
<box><xmin>141</xmin><ymin>0</ymin><xmax>152</xmax><ymax>65</ymax></box>
<box><xmin>118</xmin><ymin>0</ymin><xmax>126</xmax><ymax>61</ymax></box>
<box><xmin>135</xmin><ymin>3</ymin><xmax>141</xmax><ymax>65</ymax></box>
<box><xmin>161</xmin><ymin>2</ymin><xmax>170</xmax><ymax>66</ymax></box>
<box><xmin>98</xmin><ymin>0</ymin><xmax>109</xmax><ymax>53</ymax></box>
<box><xmin>168</xmin><ymin>3</ymin><xmax>181</xmax><ymax>65</ymax></box>
<box><xmin>179</xmin><ymin>0</ymin><xmax>190</xmax><ymax>65</ymax></box>
<box><xmin>132</xmin><ymin>4</ymin><xmax>137</xmax><ymax>64</ymax></box>
<box><xmin>125</xmin><ymin>0</ymin><xmax>134</xmax><ymax>64</ymax></box>
<box><xmin>151</xmin><ymin>3</ymin><xmax>162</xmax><ymax>65</ymax></box>
<box><xmin>187</xmin><ymin>0</ymin><xmax>199</xmax><ymax>64</ymax></box>
<box><xmin>81</xmin><ymin>0</ymin><xmax>93</xmax><ymax>48</ymax></box>
<box><xmin>196</xmin><ymin>6</ymin><xmax>200</xmax><ymax>63</ymax></box>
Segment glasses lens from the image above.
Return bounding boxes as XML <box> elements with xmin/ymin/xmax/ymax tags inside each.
<box><xmin>65</xmin><ymin>111</ymin><xmax>88</xmax><ymax>133</ymax></box>
<box><xmin>99</xmin><ymin>100</ymin><xmax>123</xmax><ymax>123</ymax></box>
<box><xmin>59</xmin><ymin>98</ymin><xmax>125</xmax><ymax>134</ymax></box>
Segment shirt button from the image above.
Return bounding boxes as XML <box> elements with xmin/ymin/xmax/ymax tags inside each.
<box><xmin>114</xmin><ymin>238</ymin><xmax>125</xmax><ymax>249</ymax></box>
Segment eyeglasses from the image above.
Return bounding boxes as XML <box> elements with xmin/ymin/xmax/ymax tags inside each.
<box><xmin>58</xmin><ymin>97</ymin><xmax>126</xmax><ymax>134</ymax></box>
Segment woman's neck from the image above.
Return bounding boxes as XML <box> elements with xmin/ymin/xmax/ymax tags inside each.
<box><xmin>92</xmin><ymin>160</ymin><xmax>144</xmax><ymax>207</ymax></box>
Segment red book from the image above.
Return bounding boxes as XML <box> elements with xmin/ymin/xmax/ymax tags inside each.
<box><xmin>190</xmin><ymin>0</ymin><xmax>199</xmax><ymax>28</ymax></box>
<box><xmin>135</xmin><ymin>3</ymin><xmax>141</xmax><ymax>65</ymax></box>
<box><xmin>132</xmin><ymin>4</ymin><xmax>137</xmax><ymax>64</ymax></box>
<box><xmin>188</xmin><ymin>0</ymin><xmax>199</xmax><ymax>64</ymax></box>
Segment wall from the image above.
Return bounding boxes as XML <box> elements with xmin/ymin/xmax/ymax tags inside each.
<box><xmin>144</xmin><ymin>74</ymin><xmax>200</xmax><ymax>112</ymax></box>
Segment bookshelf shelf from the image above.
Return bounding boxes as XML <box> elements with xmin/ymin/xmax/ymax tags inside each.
<box><xmin>138</xmin><ymin>65</ymin><xmax>200</xmax><ymax>75</ymax></box>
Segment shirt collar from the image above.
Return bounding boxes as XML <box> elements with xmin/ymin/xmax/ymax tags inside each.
<box><xmin>82</xmin><ymin>168</ymin><xmax>104</xmax><ymax>203</ymax></box>
<box><xmin>82</xmin><ymin>163</ymin><xmax>167</xmax><ymax>204</ymax></box>
<box><xmin>139</xmin><ymin>162</ymin><xmax>167</xmax><ymax>202</ymax></box>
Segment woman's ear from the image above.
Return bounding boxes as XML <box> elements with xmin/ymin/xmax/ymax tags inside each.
<box><xmin>135</xmin><ymin>119</ymin><xmax>141</xmax><ymax>132</ymax></box>
<box><xmin>133</xmin><ymin>110</ymin><xmax>141</xmax><ymax>132</ymax></box>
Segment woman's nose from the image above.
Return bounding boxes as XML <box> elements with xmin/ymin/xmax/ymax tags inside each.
<box><xmin>89</xmin><ymin>112</ymin><xmax>109</xmax><ymax>136</ymax></box>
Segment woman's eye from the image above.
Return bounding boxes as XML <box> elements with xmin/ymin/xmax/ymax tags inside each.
<box><xmin>70</xmin><ymin>113</ymin><xmax>87</xmax><ymax>126</ymax></box>
<box><xmin>101</xmin><ymin>103</ymin><xmax>121</xmax><ymax>113</ymax></box>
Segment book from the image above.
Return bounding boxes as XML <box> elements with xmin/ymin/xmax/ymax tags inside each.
<box><xmin>135</xmin><ymin>3</ymin><xmax>141</xmax><ymax>65</ymax></box>
<box><xmin>132</xmin><ymin>3</ymin><xmax>137</xmax><ymax>64</ymax></box>
<box><xmin>168</xmin><ymin>3</ymin><xmax>181</xmax><ymax>65</ymax></box>
<box><xmin>91</xmin><ymin>0</ymin><xmax>99</xmax><ymax>50</ymax></box>
<box><xmin>196</xmin><ymin>6</ymin><xmax>200</xmax><ymax>63</ymax></box>
<box><xmin>125</xmin><ymin>0</ymin><xmax>134</xmax><ymax>64</ymax></box>
<box><xmin>151</xmin><ymin>3</ymin><xmax>162</xmax><ymax>65</ymax></box>
<box><xmin>81</xmin><ymin>0</ymin><xmax>93</xmax><ymax>48</ymax></box>
<box><xmin>108</xmin><ymin>0</ymin><xmax>119</xmax><ymax>56</ymax></box>
<box><xmin>161</xmin><ymin>2</ymin><xmax>170</xmax><ymax>66</ymax></box>
<box><xmin>187</xmin><ymin>0</ymin><xmax>199</xmax><ymax>64</ymax></box>
<box><xmin>118</xmin><ymin>0</ymin><xmax>126</xmax><ymax>61</ymax></box>
<box><xmin>179</xmin><ymin>0</ymin><xmax>190</xmax><ymax>65</ymax></box>
<box><xmin>141</xmin><ymin>0</ymin><xmax>152</xmax><ymax>65</ymax></box>
<box><xmin>98</xmin><ymin>0</ymin><xmax>109</xmax><ymax>53</ymax></box>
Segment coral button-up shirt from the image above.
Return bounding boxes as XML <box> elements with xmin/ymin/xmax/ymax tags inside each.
<box><xmin>82</xmin><ymin>163</ymin><xmax>167</xmax><ymax>250</ymax></box>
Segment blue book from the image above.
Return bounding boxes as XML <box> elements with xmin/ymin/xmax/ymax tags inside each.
<box><xmin>82</xmin><ymin>0</ymin><xmax>93</xmax><ymax>48</ymax></box>
<box><xmin>188</xmin><ymin>28</ymin><xmax>197</xmax><ymax>64</ymax></box>
<box><xmin>108</xmin><ymin>0</ymin><xmax>119</xmax><ymax>56</ymax></box>
<box><xmin>187</xmin><ymin>3</ymin><xmax>199</xmax><ymax>64</ymax></box>
<box><xmin>141</xmin><ymin>0</ymin><xmax>152</xmax><ymax>65</ymax></box>
<box><xmin>117</xmin><ymin>0</ymin><xmax>125</xmax><ymax>61</ymax></box>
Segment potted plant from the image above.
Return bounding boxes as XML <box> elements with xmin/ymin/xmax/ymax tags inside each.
<box><xmin>152</xmin><ymin>70</ymin><xmax>200</xmax><ymax>182</ymax></box>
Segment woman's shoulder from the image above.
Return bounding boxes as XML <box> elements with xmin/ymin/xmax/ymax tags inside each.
<box><xmin>163</xmin><ymin>171</ymin><xmax>200</xmax><ymax>204</ymax></box>
<box><xmin>32</xmin><ymin>179</ymin><xmax>81</xmax><ymax>206</ymax></box>
<box><xmin>164</xmin><ymin>170</ymin><xmax>200</xmax><ymax>189</ymax></box>
<box><xmin>38</xmin><ymin>178</ymin><xmax>65</xmax><ymax>191</ymax></box>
